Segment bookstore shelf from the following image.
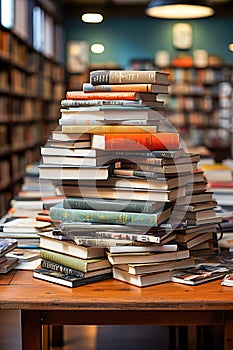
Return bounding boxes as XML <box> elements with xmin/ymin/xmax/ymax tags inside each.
<box><xmin>0</xmin><ymin>26</ymin><xmax>66</xmax><ymax>216</ymax></box>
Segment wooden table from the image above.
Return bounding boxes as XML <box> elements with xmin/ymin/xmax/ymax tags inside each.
<box><xmin>1</xmin><ymin>270</ymin><xmax>233</xmax><ymax>350</ymax></box>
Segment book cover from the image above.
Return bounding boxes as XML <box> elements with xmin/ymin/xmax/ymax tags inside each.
<box><xmin>66</xmin><ymin>91</ymin><xmax>142</xmax><ymax>100</ymax></box>
<box><xmin>0</xmin><ymin>238</ymin><xmax>18</xmax><ymax>256</ymax></box>
<box><xmin>40</xmin><ymin>249</ymin><xmax>111</xmax><ymax>272</ymax></box>
<box><xmin>49</xmin><ymin>203</ymin><xmax>172</xmax><ymax>227</ymax></box>
<box><xmin>89</xmin><ymin>70</ymin><xmax>169</xmax><ymax>85</ymax></box>
<box><xmin>91</xmin><ymin>132</ymin><xmax>179</xmax><ymax>151</ymax></box>
<box><xmin>33</xmin><ymin>268</ymin><xmax>112</xmax><ymax>288</ymax></box>
<box><xmin>83</xmin><ymin>82</ymin><xmax>169</xmax><ymax>94</ymax></box>
<box><xmin>171</xmin><ymin>264</ymin><xmax>230</xmax><ymax>286</ymax></box>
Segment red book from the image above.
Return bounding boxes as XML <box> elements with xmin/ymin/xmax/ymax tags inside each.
<box><xmin>66</xmin><ymin>90</ymin><xmax>141</xmax><ymax>100</ymax></box>
<box><xmin>91</xmin><ymin>132</ymin><xmax>179</xmax><ymax>151</ymax></box>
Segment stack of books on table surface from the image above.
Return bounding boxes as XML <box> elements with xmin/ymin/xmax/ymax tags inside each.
<box><xmin>33</xmin><ymin>231</ymin><xmax>112</xmax><ymax>288</ymax></box>
<box><xmin>0</xmin><ymin>238</ymin><xmax>18</xmax><ymax>273</ymax></box>
<box><xmin>37</xmin><ymin>69</ymin><xmax>222</xmax><ymax>287</ymax></box>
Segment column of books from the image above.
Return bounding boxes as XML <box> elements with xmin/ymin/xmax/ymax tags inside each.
<box><xmin>35</xmin><ymin>69</ymin><xmax>222</xmax><ymax>288</ymax></box>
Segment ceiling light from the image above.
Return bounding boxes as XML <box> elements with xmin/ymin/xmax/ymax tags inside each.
<box><xmin>145</xmin><ymin>1</ymin><xmax>215</xmax><ymax>19</ymax></box>
<box><xmin>91</xmin><ymin>43</ymin><xmax>105</xmax><ymax>54</ymax></box>
<box><xmin>228</xmin><ymin>43</ymin><xmax>233</xmax><ymax>52</ymax></box>
<box><xmin>81</xmin><ymin>13</ymin><xmax>103</xmax><ymax>23</ymax></box>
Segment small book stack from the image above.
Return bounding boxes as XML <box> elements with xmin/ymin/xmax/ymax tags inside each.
<box><xmin>38</xmin><ymin>69</ymin><xmax>222</xmax><ymax>288</ymax></box>
<box><xmin>0</xmin><ymin>238</ymin><xmax>18</xmax><ymax>273</ymax></box>
<box><xmin>33</xmin><ymin>231</ymin><xmax>112</xmax><ymax>287</ymax></box>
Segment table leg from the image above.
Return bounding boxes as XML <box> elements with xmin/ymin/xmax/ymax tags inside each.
<box><xmin>224</xmin><ymin>311</ymin><xmax>233</xmax><ymax>350</ymax></box>
<box><xmin>21</xmin><ymin>310</ymin><xmax>42</xmax><ymax>350</ymax></box>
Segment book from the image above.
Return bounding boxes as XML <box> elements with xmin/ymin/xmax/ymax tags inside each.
<box><xmin>82</xmin><ymin>82</ymin><xmax>169</xmax><ymax>94</ymax></box>
<box><xmin>177</xmin><ymin>232</ymin><xmax>214</xmax><ymax>249</ymax></box>
<box><xmin>109</xmin><ymin>149</ymin><xmax>185</xmax><ymax>159</ymax></box>
<box><xmin>46</xmin><ymin>140</ymin><xmax>93</xmax><ymax>149</ymax></box>
<box><xmin>177</xmin><ymin>192</ymin><xmax>214</xmax><ymax>205</ymax></box>
<box><xmin>40</xmin><ymin>259</ymin><xmax>113</xmax><ymax>278</ymax></box>
<box><xmin>66</xmin><ymin>91</ymin><xmax>152</xmax><ymax>101</ymax></box>
<box><xmin>171</xmin><ymin>264</ymin><xmax>231</xmax><ymax>285</ymax></box>
<box><xmin>0</xmin><ymin>238</ymin><xmax>18</xmax><ymax>256</ymax></box>
<box><xmin>0</xmin><ymin>257</ymin><xmax>18</xmax><ymax>273</ymax></box>
<box><xmin>41</xmin><ymin>155</ymin><xmax>114</xmax><ymax>167</ymax></box>
<box><xmin>106</xmin><ymin>249</ymin><xmax>190</xmax><ymax>265</ymax></box>
<box><xmin>6</xmin><ymin>248</ymin><xmax>40</xmax><ymax>262</ymax></box>
<box><xmin>40</xmin><ymin>249</ymin><xmax>111</xmax><ymax>272</ymax></box>
<box><xmin>221</xmin><ymin>273</ymin><xmax>233</xmax><ymax>287</ymax></box>
<box><xmin>60</xmin><ymin>124</ymin><xmax>158</xmax><ymax>134</ymax></box>
<box><xmin>55</xmin><ymin>184</ymin><xmax>186</xmax><ymax>202</ymax></box>
<box><xmin>39</xmin><ymin>163</ymin><xmax>118</xmax><ymax>180</ymax></box>
<box><xmin>41</xmin><ymin>146</ymin><xmax>108</xmax><ymax>158</ymax></box>
<box><xmin>107</xmin><ymin>243</ymin><xmax>178</xmax><ymax>254</ymax></box>
<box><xmin>51</xmin><ymin>130</ymin><xmax>91</xmax><ymax>142</ymax></box>
<box><xmin>89</xmin><ymin>70</ymin><xmax>169</xmax><ymax>85</ymax></box>
<box><xmin>33</xmin><ymin>268</ymin><xmax>112</xmax><ymax>288</ymax></box>
<box><xmin>63</xmin><ymin>197</ymin><xmax>164</xmax><ymax>213</ymax></box>
<box><xmin>112</xmin><ymin>267</ymin><xmax>172</xmax><ymax>287</ymax></box>
<box><xmin>91</xmin><ymin>132</ymin><xmax>179</xmax><ymax>151</ymax></box>
<box><xmin>39</xmin><ymin>232</ymin><xmax>105</xmax><ymax>259</ymax></box>
<box><xmin>117</xmin><ymin>257</ymin><xmax>196</xmax><ymax>275</ymax></box>
<box><xmin>121</xmin><ymin>152</ymin><xmax>200</xmax><ymax>166</ymax></box>
<box><xmin>49</xmin><ymin>203</ymin><xmax>172</xmax><ymax>227</ymax></box>
<box><xmin>200</xmin><ymin>163</ymin><xmax>233</xmax><ymax>182</ymax></box>
<box><xmin>61</xmin><ymin>99</ymin><xmax>152</xmax><ymax>107</ymax></box>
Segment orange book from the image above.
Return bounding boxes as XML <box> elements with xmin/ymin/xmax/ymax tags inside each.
<box><xmin>66</xmin><ymin>90</ymin><xmax>141</xmax><ymax>100</ymax></box>
<box><xmin>91</xmin><ymin>132</ymin><xmax>179</xmax><ymax>151</ymax></box>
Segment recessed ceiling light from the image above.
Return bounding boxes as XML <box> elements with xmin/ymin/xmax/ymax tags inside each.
<box><xmin>228</xmin><ymin>43</ymin><xmax>233</xmax><ymax>51</ymax></box>
<box><xmin>81</xmin><ymin>13</ymin><xmax>103</xmax><ymax>23</ymax></box>
<box><xmin>91</xmin><ymin>43</ymin><xmax>105</xmax><ymax>54</ymax></box>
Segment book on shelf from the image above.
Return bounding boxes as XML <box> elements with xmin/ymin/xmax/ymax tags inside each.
<box><xmin>49</xmin><ymin>203</ymin><xmax>172</xmax><ymax>227</ymax></box>
<box><xmin>106</xmin><ymin>249</ymin><xmax>190</xmax><ymax>265</ymax></box>
<box><xmin>89</xmin><ymin>70</ymin><xmax>169</xmax><ymax>85</ymax></box>
<box><xmin>59</xmin><ymin>106</ymin><xmax>164</xmax><ymax>121</ymax></box>
<box><xmin>91</xmin><ymin>132</ymin><xmax>179</xmax><ymax>151</ymax></box>
<box><xmin>112</xmin><ymin>267</ymin><xmax>172</xmax><ymax>288</ymax></box>
<box><xmin>55</xmin><ymin>183</ymin><xmax>186</xmax><ymax>202</ymax></box>
<box><xmin>40</xmin><ymin>259</ymin><xmax>112</xmax><ymax>278</ymax></box>
<box><xmin>63</xmin><ymin>197</ymin><xmax>165</xmax><ymax>213</ymax></box>
<box><xmin>33</xmin><ymin>267</ymin><xmax>112</xmax><ymax>288</ymax></box>
<box><xmin>39</xmin><ymin>232</ymin><xmax>105</xmax><ymax>259</ymax></box>
<box><xmin>60</xmin><ymin>124</ymin><xmax>158</xmax><ymax>134</ymax></box>
<box><xmin>40</xmin><ymin>248</ymin><xmax>111</xmax><ymax>272</ymax></box>
<box><xmin>117</xmin><ymin>257</ymin><xmax>196</xmax><ymax>275</ymax></box>
<box><xmin>39</xmin><ymin>163</ymin><xmax>118</xmax><ymax>180</ymax></box>
<box><xmin>82</xmin><ymin>82</ymin><xmax>169</xmax><ymax>94</ymax></box>
<box><xmin>171</xmin><ymin>264</ymin><xmax>231</xmax><ymax>286</ymax></box>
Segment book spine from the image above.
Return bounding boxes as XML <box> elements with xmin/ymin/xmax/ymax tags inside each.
<box><xmin>110</xmin><ymin>150</ymin><xmax>183</xmax><ymax>158</ymax></box>
<box><xmin>40</xmin><ymin>249</ymin><xmax>89</xmax><ymax>272</ymax></box>
<box><xmin>40</xmin><ymin>259</ymin><xmax>86</xmax><ymax>277</ymax></box>
<box><xmin>114</xmin><ymin>168</ymin><xmax>160</xmax><ymax>178</ymax></box>
<box><xmin>49</xmin><ymin>207</ymin><xmax>162</xmax><ymax>227</ymax></box>
<box><xmin>66</xmin><ymin>91</ymin><xmax>139</xmax><ymax>100</ymax></box>
<box><xmin>61</xmin><ymin>99</ymin><xmax>105</xmax><ymax>107</ymax></box>
<box><xmin>71</xmin><ymin>231</ymin><xmax>161</xmax><ymax>243</ymax></box>
<box><xmin>90</xmin><ymin>70</ymin><xmax>162</xmax><ymax>85</ymax></box>
<box><xmin>61</xmin><ymin>125</ymin><xmax>157</xmax><ymax>134</ymax></box>
<box><xmin>95</xmin><ymin>133</ymin><xmax>179</xmax><ymax>151</ymax></box>
<box><xmin>63</xmin><ymin>198</ymin><xmax>156</xmax><ymax>213</ymax></box>
<box><xmin>83</xmin><ymin>82</ymin><xmax>152</xmax><ymax>93</ymax></box>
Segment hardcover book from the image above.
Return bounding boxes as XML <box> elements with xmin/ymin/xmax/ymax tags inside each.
<box><xmin>89</xmin><ymin>70</ymin><xmax>169</xmax><ymax>85</ymax></box>
<box><xmin>33</xmin><ymin>268</ymin><xmax>112</xmax><ymax>288</ymax></box>
<box><xmin>82</xmin><ymin>82</ymin><xmax>169</xmax><ymax>94</ymax></box>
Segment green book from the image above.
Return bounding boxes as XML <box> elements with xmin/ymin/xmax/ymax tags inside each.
<box><xmin>40</xmin><ymin>249</ymin><xmax>111</xmax><ymax>272</ymax></box>
<box><xmin>50</xmin><ymin>203</ymin><xmax>171</xmax><ymax>227</ymax></box>
<box><xmin>63</xmin><ymin>197</ymin><xmax>163</xmax><ymax>213</ymax></box>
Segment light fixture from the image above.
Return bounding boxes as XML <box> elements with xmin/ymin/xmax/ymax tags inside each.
<box><xmin>81</xmin><ymin>13</ymin><xmax>103</xmax><ymax>23</ymax></box>
<box><xmin>91</xmin><ymin>43</ymin><xmax>105</xmax><ymax>54</ymax></box>
<box><xmin>228</xmin><ymin>43</ymin><xmax>233</xmax><ymax>52</ymax></box>
<box><xmin>145</xmin><ymin>0</ymin><xmax>215</xmax><ymax>19</ymax></box>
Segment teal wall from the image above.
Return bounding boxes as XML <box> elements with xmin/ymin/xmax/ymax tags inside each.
<box><xmin>65</xmin><ymin>17</ymin><xmax>233</xmax><ymax>68</ymax></box>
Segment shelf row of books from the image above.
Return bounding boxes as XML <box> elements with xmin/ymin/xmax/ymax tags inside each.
<box><xmin>31</xmin><ymin>69</ymin><xmax>227</xmax><ymax>288</ymax></box>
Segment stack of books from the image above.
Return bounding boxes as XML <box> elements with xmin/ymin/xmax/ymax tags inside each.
<box><xmin>0</xmin><ymin>238</ymin><xmax>18</xmax><ymax>273</ymax></box>
<box><xmin>37</xmin><ymin>69</ymin><xmax>221</xmax><ymax>287</ymax></box>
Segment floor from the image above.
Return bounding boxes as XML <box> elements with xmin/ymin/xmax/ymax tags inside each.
<box><xmin>0</xmin><ymin>310</ymin><xmax>170</xmax><ymax>350</ymax></box>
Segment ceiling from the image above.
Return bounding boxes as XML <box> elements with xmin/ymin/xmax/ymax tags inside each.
<box><xmin>60</xmin><ymin>0</ymin><xmax>233</xmax><ymax>18</ymax></box>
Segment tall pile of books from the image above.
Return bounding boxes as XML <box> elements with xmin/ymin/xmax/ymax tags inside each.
<box><xmin>36</xmin><ymin>69</ymin><xmax>222</xmax><ymax>288</ymax></box>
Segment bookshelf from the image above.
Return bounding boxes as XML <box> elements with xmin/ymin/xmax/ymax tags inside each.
<box><xmin>0</xmin><ymin>25</ymin><xmax>65</xmax><ymax>217</ymax></box>
<box><xmin>160</xmin><ymin>65</ymin><xmax>233</xmax><ymax>160</ymax></box>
